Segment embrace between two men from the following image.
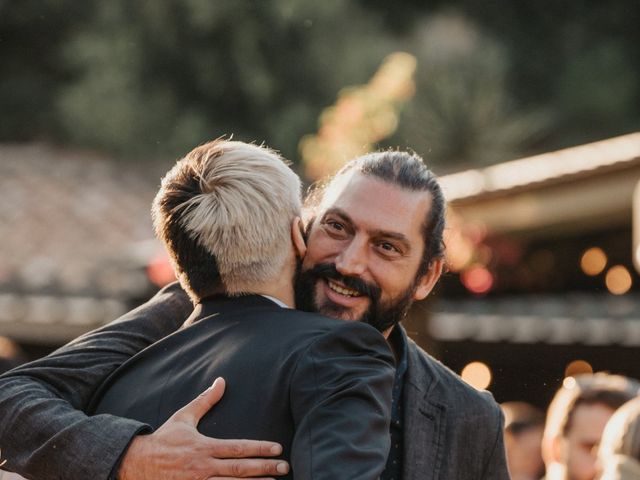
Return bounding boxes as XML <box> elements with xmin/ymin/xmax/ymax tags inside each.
<box><xmin>0</xmin><ymin>140</ymin><xmax>509</xmax><ymax>479</ymax></box>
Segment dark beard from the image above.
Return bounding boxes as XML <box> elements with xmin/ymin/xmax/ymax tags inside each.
<box><xmin>294</xmin><ymin>262</ymin><xmax>415</xmax><ymax>333</ymax></box>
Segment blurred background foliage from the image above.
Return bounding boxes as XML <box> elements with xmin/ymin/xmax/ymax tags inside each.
<box><xmin>1</xmin><ymin>0</ymin><xmax>639</xmax><ymax>173</ymax></box>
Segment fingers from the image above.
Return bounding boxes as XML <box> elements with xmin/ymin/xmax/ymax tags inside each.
<box><xmin>176</xmin><ymin>377</ymin><xmax>226</xmax><ymax>424</ymax></box>
<box><xmin>208</xmin><ymin>438</ymin><xmax>283</xmax><ymax>458</ymax></box>
<box><xmin>206</xmin><ymin>458</ymin><xmax>289</xmax><ymax>478</ymax></box>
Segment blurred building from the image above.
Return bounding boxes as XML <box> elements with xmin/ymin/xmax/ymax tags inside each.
<box><xmin>3</xmin><ymin>135</ymin><xmax>640</xmax><ymax>409</ymax></box>
<box><xmin>0</xmin><ymin>144</ymin><xmax>170</xmax><ymax>360</ymax></box>
<box><xmin>416</xmin><ymin>132</ymin><xmax>640</xmax><ymax>407</ymax></box>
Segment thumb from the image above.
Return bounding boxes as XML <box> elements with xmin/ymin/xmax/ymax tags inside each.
<box><xmin>175</xmin><ymin>377</ymin><xmax>226</xmax><ymax>425</ymax></box>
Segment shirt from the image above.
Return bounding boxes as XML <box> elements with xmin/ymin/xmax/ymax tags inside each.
<box><xmin>380</xmin><ymin>326</ymin><xmax>408</xmax><ymax>480</ymax></box>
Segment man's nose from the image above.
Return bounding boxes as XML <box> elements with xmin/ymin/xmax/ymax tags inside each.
<box><xmin>335</xmin><ymin>239</ymin><xmax>367</xmax><ymax>277</ymax></box>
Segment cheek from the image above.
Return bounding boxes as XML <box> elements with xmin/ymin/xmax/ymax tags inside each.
<box><xmin>305</xmin><ymin>232</ymin><xmax>339</xmax><ymax>264</ymax></box>
<box><xmin>567</xmin><ymin>445</ymin><xmax>596</xmax><ymax>475</ymax></box>
<box><xmin>369</xmin><ymin>264</ymin><xmax>411</xmax><ymax>299</ymax></box>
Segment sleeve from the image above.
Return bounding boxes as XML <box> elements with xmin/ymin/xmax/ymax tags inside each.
<box><xmin>289</xmin><ymin>321</ymin><xmax>395</xmax><ymax>480</ymax></box>
<box><xmin>480</xmin><ymin>398</ymin><xmax>511</xmax><ymax>480</ymax></box>
<box><xmin>0</xmin><ymin>282</ymin><xmax>192</xmax><ymax>480</ymax></box>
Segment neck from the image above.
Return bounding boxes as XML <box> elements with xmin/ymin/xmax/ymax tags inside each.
<box><xmin>244</xmin><ymin>267</ymin><xmax>296</xmax><ymax>307</ymax></box>
<box><xmin>253</xmin><ymin>252</ymin><xmax>298</xmax><ymax>308</ymax></box>
<box><xmin>252</xmin><ymin>282</ymin><xmax>295</xmax><ymax>308</ymax></box>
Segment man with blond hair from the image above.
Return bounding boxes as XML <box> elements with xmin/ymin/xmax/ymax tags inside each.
<box><xmin>542</xmin><ymin>373</ymin><xmax>640</xmax><ymax>480</ymax></box>
<box><xmin>1</xmin><ymin>139</ymin><xmax>395</xmax><ymax>480</ymax></box>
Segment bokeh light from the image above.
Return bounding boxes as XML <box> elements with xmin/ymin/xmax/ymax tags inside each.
<box><xmin>300</xmin><ymin>52</ymin><xmax>417</xmax><ymax>180</ymax></box>
<box><xmin>605</xmin><ymin>265</ymin><xmax>632</xmax><ymax>295</ymax></box>
<box><xmin>564</xmin><ymin>360</ymin><xmax>593</xmax><ymax>378</ymax></box>
<box><xmin>461</xmin><ymin>265</ymin><xmax>494</xmax><ymax>295</ymax></box>
<box><xmin>0</xmin><ymin>336</ymin><xmax>19</xmax><ymax>360</ymax></box>
<box><xmin>444</xmin><ymin>227</ymin><xmax>474</xmax><ymax>271</ymax></box>
<box><xmin>147</xmin><ymin>252</ymin><xmax>176</xmax><ymax>287</ymax></box>
<box><xmin>580</xmin><ymin>247</ymin><xmax>607</xmax><ymax>276</ymax></box>
<box><xmin>461</xmin><ymin>361</ymin><xmax>492</xmax><ymax>390</ymax></box>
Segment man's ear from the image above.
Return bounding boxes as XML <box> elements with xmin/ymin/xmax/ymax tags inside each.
<box><xmin>291</xmin><ymin>217</ymin><xmax>307</xmax><ymax>259</ymax></box>
<box><xmin>412</xmin><ymin>258</ymin><xmax>444</xmax><ymax>301</ymax></box>
<box><xmin>543</xmin><ymin>435</ymin><xmax>564</xmax><ymax>464</ymax></box>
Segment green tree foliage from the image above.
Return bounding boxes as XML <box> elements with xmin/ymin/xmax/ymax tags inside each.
<box><xmin>0</xmin><ymin>0</ymin><xmax>92</xmax><ymax>141</ymax></box>
<box><xmin>1</xmin><ymin>0</ymin><xmax>638</xmax><ymax>170</ymax></box>
<box><xmin>390</xmin><ymin>13</ymin><xmax>550</xmax><ymax>169</ymax></box>
<box><xmin>55</xmin><ymin>0</ymin><xmax>397</xmax><ymax>160</ymax></box>
<box><xmin>365</xmin><ymin>0</ymin><xmax>640</xmax><ymax>162</ymax></box>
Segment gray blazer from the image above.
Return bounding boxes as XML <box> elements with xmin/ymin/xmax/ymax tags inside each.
<box><xmin>402</xmin><ymin>336</ymin><xmax>510</xmax><ymax>480</ymax></box>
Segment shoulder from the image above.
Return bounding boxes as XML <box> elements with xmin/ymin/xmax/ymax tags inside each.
<box><xmin>278</xmin><ymin>309</ymin><xmax>388</xmax><ymax>340</ymax></box>
<box><xmin>283</xmin><ymin>313</ymin><xmax>394</xmax><ymax>366</ymax></box>
<box><xmin>406</xmin><ymin>337</ymin><xmax>501</xmax><ymax>420</ymax></box>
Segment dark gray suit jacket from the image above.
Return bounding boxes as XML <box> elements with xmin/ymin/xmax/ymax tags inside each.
<box><xmin>401</xmin><ymin>335</ymin><xmax>509</xmax><ymax>479</ymax></box>
<box><xmin>89</xmin><ymin>294</ymin><xmax>394</xmax><ymax>479</ymax></box>
<box><xmin>0</xmin><ymin>283</ymin><xmax>509</xmax><ymax>479</ymax></box>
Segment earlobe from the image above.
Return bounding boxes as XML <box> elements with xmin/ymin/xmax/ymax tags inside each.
<box><xmin>412</xmin><ymin>258</ymin><xmax>444</xmax><ymax>301</ymax></box>
<box><xmin>291</xmin><ymin>217</ymin><xmax>307</xmax><ymax>259</ymax></box>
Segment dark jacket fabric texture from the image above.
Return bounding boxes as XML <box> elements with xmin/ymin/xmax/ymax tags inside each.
<box><xmin>400</xmin><ymin>331</ymin><xmax>509</xmax><ymax>480</ymax></box>
<box><xmin>0</xmin><ymin>283</ymin><xmax>510</xmax><ymax>480</ymax></box>
<box><xmin>89</xmin><ymin>294</ymin><xmax>395</xmax><ymax>480</ymax></box>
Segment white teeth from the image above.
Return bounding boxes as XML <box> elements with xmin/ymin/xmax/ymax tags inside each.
<box><xmin>328</xmin><ymin>281</ymin><xmax>361</xmax><ymax>297</ymax></box>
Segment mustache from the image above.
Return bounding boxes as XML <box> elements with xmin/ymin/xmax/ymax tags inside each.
<box><xmin>303</xmin><ymin>263</ymin><xmax>381</xmax><ymax>300</ymax></box>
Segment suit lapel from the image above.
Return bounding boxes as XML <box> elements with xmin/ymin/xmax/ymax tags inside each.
<box><xmin>402</xmin><ymin>332</ymin><xmax>446</xmax><ymax>480</ymax></box>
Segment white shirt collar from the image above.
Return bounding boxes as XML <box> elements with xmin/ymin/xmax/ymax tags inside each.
<box><xmin>260</xmin><ymin>294</ymin><xmax>291</xmax><ymax>309</ymax></box>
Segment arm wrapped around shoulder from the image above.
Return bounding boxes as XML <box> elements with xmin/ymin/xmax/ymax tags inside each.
<box><xmin>0</xmin><ymin>282</ymin><xmax>192</xmax><ymax>480</ymax></box>
<box><xmin>289</xmin><ymin>321</ymin><xmax>395</xmax><ymax>480</ymax></box>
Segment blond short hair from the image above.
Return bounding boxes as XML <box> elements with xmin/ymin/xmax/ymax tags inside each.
<box><xmin>152</xmin><ymin>139</ymin><xmax>301</xmax><ymax>300</ymax></box>
<box><xmin>544</xmin><ymin>373</ymin><xmax>640</xmax><ymax>442</ymax></box>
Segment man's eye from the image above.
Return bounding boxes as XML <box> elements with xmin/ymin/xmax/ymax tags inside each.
<box><xmin>378</xmin><ymin>242</ymin><xmax>400</xmax><ymax>253</ymax></box>
<box><xmin>326</xmin><ymin>221</ymin><xmax>344</xmax><ymax>231</ymax></box>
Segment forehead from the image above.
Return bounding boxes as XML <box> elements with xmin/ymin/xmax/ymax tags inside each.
<box><xmin>319</xmin><ymin>172</ymin><xmax>432</xmax><ymax>240</ymax></box>
<box><xmin>567</xmin><ymin>403</ymin><xmax>614</xmax><ymax>441</ymax></box>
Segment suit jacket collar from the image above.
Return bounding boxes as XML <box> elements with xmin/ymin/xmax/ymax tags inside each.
<box><xmin>401</xmin><ymin>326</ymin><xmax>446</xmax><ymax>480</ymax></box>
<box><xmin>185</xmin><ymin>294</ymin><xmax>280</xmax><ymax>326</ymax></box>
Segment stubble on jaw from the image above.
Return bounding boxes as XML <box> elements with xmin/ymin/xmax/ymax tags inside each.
<box><xmin>294</xmin><ymin>262</ymin><xmax>416</xmax><ymax>332</ymax></box>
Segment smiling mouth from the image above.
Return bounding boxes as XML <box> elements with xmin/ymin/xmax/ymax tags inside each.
<box><xmin>327</xmin><ymin>280</ymin><xmax>363</xmax><ymax>298</ymax></box>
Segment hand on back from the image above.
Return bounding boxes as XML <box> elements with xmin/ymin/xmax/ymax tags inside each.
<box><xmin>118</xmin><ymin>378</ymin><xmax>289</xmax><ymax>480</ymax></box>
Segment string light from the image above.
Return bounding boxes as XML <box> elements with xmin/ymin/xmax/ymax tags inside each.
<box><xmin>580</xmin><ymin>247</ymin><xmax>607</xmax><ymax>276</ymax></box>
<box><xmin>461</xmin><ymin>362</ymin><xmax>492</xmax><ymax>390</ymax></box>
<box><xmin>605</xmin><ymin>265</ymin><xmax>632</xmax><ymax>295</ymax></box>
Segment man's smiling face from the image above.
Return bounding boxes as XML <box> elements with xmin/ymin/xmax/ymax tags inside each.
<box><xmin>296</xmin><ymin>171</ymin><xmax>442</xmax><ymax>335</ymax></box>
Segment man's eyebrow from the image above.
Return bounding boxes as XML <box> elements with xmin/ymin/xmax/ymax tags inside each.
<box><xmin>322</xmin><ymin>207</ymin><xmax>353</xmax><ymax>225</ymax></box>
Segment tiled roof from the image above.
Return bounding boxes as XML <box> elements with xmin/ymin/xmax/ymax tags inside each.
<box><xmin>0</xmin><ymin>144</ymin><xmax>169</xmax><ymax>341</ymax></box>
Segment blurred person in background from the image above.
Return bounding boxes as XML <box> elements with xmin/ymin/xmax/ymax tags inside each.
<box><xmin>501</xmin><ymin>401</ymin><xmax>546</xmax><ymax>480</ymax></box>
<box><xmin>596</xmin><ymin>397</ymin><xmax>640</xmax><ymax>480</ymax></box>
<box><xmin>542</xmin><ymin>373</ymin><xmax>640</xmax><ymax>480</ymax></box>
